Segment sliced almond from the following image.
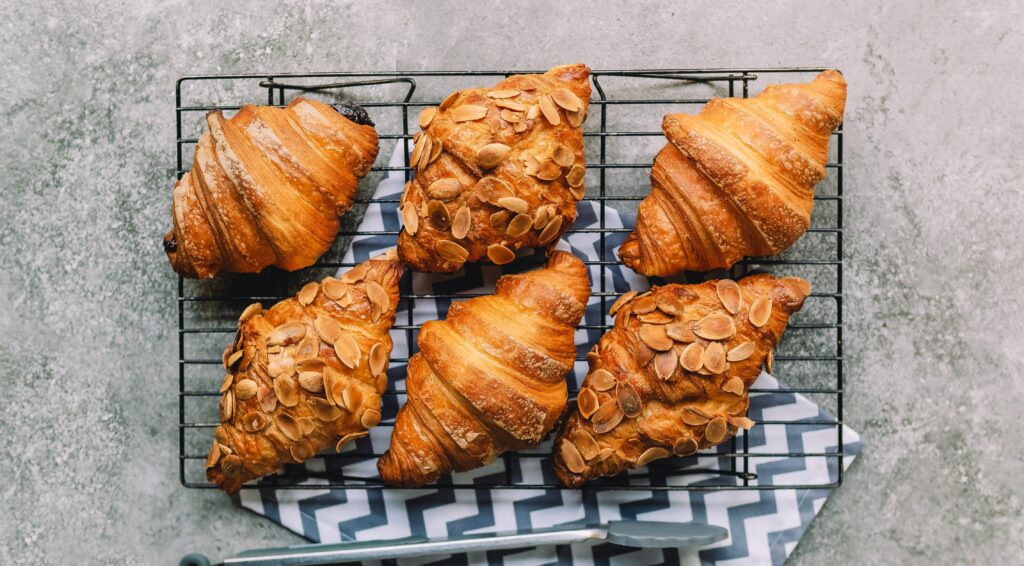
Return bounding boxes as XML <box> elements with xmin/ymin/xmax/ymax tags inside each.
<box><xmin>526</xmin><ymin>103</ymin><xmax>541</xmax><ymax>120</ymax></box>
<box><xmin>427</xmin><ymin>199</ymin><xmax>451</xmax><ymax>229</ymax></box>
<box><xmin>665</xmin><ymin>323</ymin><xmax>696</xmax><ymax>343</ymax></box>
<box><xmin>298</xmin><ymin>371</ymin><xmax>324</xmax><ymax>393</ymax></box>
<box><xmin>592</xmin><ymin>400</ymin><xmax>625</xmax><ymax>434</ymax></box>
<box><xmin>638</xmin><ymin>324</ymin><xmax>673</xmax><ymax>351</ymax></box>
<box><xmin>219</xmin><ymin>373</ymin><xmax>233</xmax><ymax>393</ymax></box>
<box><xmin>474</xmin><ymin>175</ymin><xmax>515</xmax><ymax>204</ymax></box>
<box><xmin>313</xmin><ymin>316</ymin><xmax>342</xmax><ymax>344</ymax></box>
<box><xmin>289</xmin><ymin>440</ymin><xmax>315</xmax><ymax>462</ymax></box>
<box><xmin>494</xmin><ymin>98</ymin><xmax>527</xmax><ymax>111</ymax></box>
<box><xmin>451</xmin><ymin>104</ymin><xmax>488</xmax><ymax>122</ymax></box>
<box><xmin>275</xmin><ymin>413</ymin><xmax>302</xmax><ymax>441</ymax></box>
<box><xmin>436</xmin><ymin>240</ymin><xmax>469</xmax><ymax>263</ymax></box>
<box><xmin>566</xmin><ymin>107</ymin><xmax>585</xmax><ymax>128</ymax></box>
<box><xmin>680</xmin><ymin>342</ymin><xmax>704</xmax><ymax>372</ymax></box>
<box><xmin>486</xmin><ymin>243</ymin><xmax>516</xmax><ymax>265</ymax></box>
<box><xmin>322</xmin><ymin>366</ymin><xmax>340</xmax><ymax>406</ymax></box>
<box><xmin>342</xmin><ymin>262</ymin><xmax>370</xmax><ymax>284</ymax></box>
<box><xmin>310</xmin><ymin>397</ymin><xmax>342</xmax><ymax>422</ymax></box>
<box><xmin>322</xmin><ymin>278</ymin><xmax>350</xmax><ymax>302</ymax></box>
<box><xmin>673</xmin><ymin>437</ymin><xmax>699</xmax><ymax>456</ymax></box>
<box><xmin>681</xmin><ymin>407</ymin><xmax>711</xmax><ymax>426</ymax></box>
<box><xmin>749</xmin><ymin>296</ymin><xmax>772</xmax><ymax>327</ymax></box>
<box><xmin>595</xmin><ymin>448</ymin><xmax>616</xmax><ymax>462</ymax></box>
<box><xmin>638</xmin><ymin>310</ymin><xmax>673</xmax><ymax>325</ymax></box>
<box><xmin>257</xmin><ymin>385</ymin><xmax>277</xmax><ymax>413</ymax></box>
<box><xmin>234</xmin><ymin>379</ymin><xmax>257</xmax><ymax>400</ymax></box>
<box><xmin>298</xmin><ymin>417</ymin><xmax>315</xmax><ymax>435</ymax></box>
<box><xmin>589</xmin><ymin>368</ymin><xmax>616</xmax><ymax>391</ymax></box>
<box><xmin>418</xmin><ymin>107</ymin><xmax>437</xmax><ymax>129</ymax></box>
<box><xmin>729</xmin><ymin>416</ymin><xmax>756</xmax><ymax>430</ymax></box>
<box><xmin>402</xmin><ymin>203</ymin><xmax>419</xmax><ymax>235</ymax></box>
<box><xmin>566</xmin><ymin>164</ymin><xmax>585</xmax><ymax>187</ymax></box>
<box><xmin>537</xmin><ymin>215</ymin><xmax>562</xmax><ymax>244</ymax></box>
<box><xmin>532</xmin><ymin>205</ymin><xmax>551</xmax><ymax>230</ymax></box>
<box><xmin>705</xmin><ymin>417</ymin><xmax>728</xmax><ymax>443</ymax></box>
<box><xmin>497</xmin><ymin>196</ymin><xmax>529</xmax><ymax>214</ymax></box>
<box><xmin>550</xmin><ymin>88</ymin><xmax>583</xmax><ymax>112</ymax></box>
<box><xmin>513</xmin><ymin>121</ymin><xmax>528</xmax><ymax>133</ymax></box>
<box><xmin>439</xmin><ymin>90</ymin><xmax>460</xmax><ymax>111</ymax></box>
<box><xmin>722</xmin><ymin>377</ymin><xmax>745</xmax><ymax>396</ymax></box>
<box><xmin>506</xmin><ymin>213</ymin><xmax>532</xmax><ymax>238</ymax></box>
<box><xmin>206</xmin><ymin>443</ymin><xmax>222</xmax><ymax>469</ymax></box>
<box><xmin>636</xmin><ymin>446</ymin><xmax>670</xmax><ymax>467</ymax></box>
<box><xmin>296</xmin><ymin>357</ymin><xmax>325</xmax><ymax>373</ymax></box>
<box><xmin>426</xmin><ymin>178</ymin><xmax>462</xmax><ymax>201</ymax></box>
<box><xmin>634</xmin><ymin>340</ymin><xmax>656</xmax><ymax>367</ymax></box>
<box><xmin>297</xmin><ymin>282</ymin><xmax>319</xmax><ymax>306</ymax></box>
<box><xmin>239</xmin><ymin>302</ymin><xmax>262</xmax><ymax>324</ymax></box>
<box><xmin>489</xmin><ymin>210</ymin><xmax>511</xmax><ymax>227</ymax></box>
<box><xmin>336</xmin><ymin>431</ymin><xmax>368</xmax><ymax>452</ymax></box>
<box><xmin>366</xmin><ymin>281</ymin><xmax>390</xmax><ymax>314</ymax></box>
<box><xmin>609</xmin><ymin>291</ymin><xmax>638</xmax><ymax>316</ymax></box>
<box><xmin>716</xmin><ymin>280</ymin><xmax>743</xmax><ymax>314</ymax></box>
<box><xmin>241</xmin><ymin>411</ymin><xmax>269</xmax><ymax>432</ymax></box>
<box><xmin>656</xmin><ymin>294</ymin><xmax>685</xmax><ymax>316</ymax></box>
<box><xmin>488</xmin><ymin>89</ymin><xmax>520</xmax><ymax>99</ymax></box>
<box><xmin>653</xmin><ymin>351</ymin><xmax>678</xmax><ymax>380</ymax></box>
<box><xmin>295</xmin><ymin>335</ymin><xmax>320</xmax><ymax>362</ymax></box>
<box><xmin>476</xmin><ymin>143</ymin><xmax>511</xmax><ymax>169</ymax></box>
<box><xmin>415</xmin><ymin>135</ymin><xmax>433</xmax><ymax>171</ymax></box>
<box><xmin>552</xmin><ymin>144</ymin><xmax>575</xmax><ymax>167</ymax></box>
<box><xmin>500</xmin><ymin>109</ymin><xmax>522</xmax><ymax>123</ymax></box>
<box><xmin>409</xmin><ymin>136</ymin><xmax>426</xmax><ymax>168</ymax></box>
<box><xmin>341</xmin><ymin>383</ymin><xmax>363</xmax><ymax>412</ymax></box>
<box><xmin>273</xmin><ymin>376</ymin><xmax>299</xmax><ymax>407</ymax></box>
<box><xmin>726</xmin><ymin>341</ymin><xmax>755</xmax><ymax>362</ymax></box>
<box><xmin>694</xmin><ymin>313</ymin><xmax>736</xmax><ymax>341</ymax></box>
<box><xmin>226</xmin><ymin>349</ymin><xmax>244</xmax><ymax>369</ymax></box>
<box><xmin>219</xmin><ymin>390</ymin><xmax>234</xmax><ymax>422</ymax></box>
<box><xmin>429</xmin><ymin>138</ymin><xmax>443</xmax><ymax>164</ymax></box>
<box><xmin>361</xmin><ymin>409</ymin><xmax>382</xmax><ymax>428</ymax></box>
<box><xmin>702</xmin><ymin>342</ymin><xmax>727</xmax><ymax>374</ymax></box>
<box><xmin>615</xmin><ymin>382</ymin><xmax>642</xmax><ymax>418</ymax></box>
<box><xmin>571</xmin><ymin>428</ymin><xmax>600</xmax><ymax>461</ymax></box>
<box><xmin>369</xmin><ymin>342</ymin><xmax>387</xmax><ymax>377</ymax></box>
<box><xmin>631</xmin><ymin>294</ymin><xmax>658</xmax><ymax>314</ymax></box>
<box><xmin>334</xmin><ymin>334</ymin><xmax>361</xmax><ymax>369</ymax></box>
<box><xmin>267</xmin><ymin>322</ymin><xmax>306</xmax><ymax>346</ymax></box>
<box><xmin>560</xmin><ymin>440</ymin><xmax>587</xmax><ymax>474</ymax></box>
<box><xmin>538</xmin><ymin>94</ymin><xmax>561</xmax><ymax>125</ymax></box>
<box><xmin>577</xmin><ymin>387</ymin><xmax>599</xmax><ymax>418</ymax></box>
<box><xmin>766</xmin><ymin>348</ymin><xmax>775</xmax><ymax>373</ymax></box>
<box><xmin>536</xmin><ymin>159</ymin><xmax>562</xmax><ymax>181</ymax></box>
<box><xmin>268</xmin><ymin>356</ymin><xmax>295</xmax><ymax>379</ymax></box>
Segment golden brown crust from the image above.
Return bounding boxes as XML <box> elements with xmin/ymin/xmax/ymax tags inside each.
<box><xmin>397</xmin><ymin>64</ymin><xmax>591</xmax><ymax>273</ymax></box>
<box><xmin>377</xmin><ymin>250</ymin><xmax>591</xmax><ymax>486</ymax></box>
<box><xmin>206</xmin><ymin>253</ymin><xmax>403</xmax><ymax>493</ymax></box>
<box><xmin>551</xmin><ymin>274</ymin><xmax>810</xmax><ymax>487</ymax></box>
<box><xmin>165</xmin><ymin>98</ymin><xmax>379</xmax><ymax>278</ymax></box>
<box><xmin>619</xmin><ymin>70</ymin><xmax>846</xmax><ymax>276</ymax></box>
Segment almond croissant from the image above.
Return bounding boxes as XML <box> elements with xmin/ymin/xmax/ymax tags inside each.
<box><xmin>618</xmin><ymin>70</ymin><xmax>846</xmax><ymax>276</ymax></box>
<box><xmin>206</xmin><ymin>252</ymin><xmax>402</xmax><ymax>493</ymax></box>
<box><xmin>551</xmin><ymin>274</ymin><xmax>809</xmax><ymax>487</ymax></box>
<box><xmin>397</xmin><ymin>64</ymin><xmax>591</xmax><ymax>273</ymax></box>
<box><xmin>377</xmin><ymin>250</ymin><xmax>591</xmax><ymax>487</ymax></box>
<box><xmin>165</xmin><ymin>98</ymin><xmax>379</xmax><ymax>278</ymax></box>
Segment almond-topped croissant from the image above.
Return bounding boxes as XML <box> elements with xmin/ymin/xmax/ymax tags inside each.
<box><xmin>551</xmin><ymin>274</ymin><xmax>810</xmax><ymax>487</ymax></box>
<box><xmin>206</xmin><ymin>252</ymin><xmax>402</xmax><ymax>493</ymax></box>
<box><xmin>618</xmin><ymin>70</ymin><xmax>846</xmax><ymax>276</ymax></box>
<box><xmin>377</xmin><ymin>251</ymin><xmax>591</xmax><ymax>487</ymax></box>
<box><xmin>397</xmin><ymin>64</ymin><xmax>591</xmax><ymax>273</ymax></box>
<box><xmin>164</xmin><ymin>98</ymin><xmax>379</xmax><ymax>278</ymax></box>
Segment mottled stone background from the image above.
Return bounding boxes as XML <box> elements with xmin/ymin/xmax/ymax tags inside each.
<box><xmin>1</xmin><ymin>1</ymin><xmax>1021</xmax><ymax>564</ymax></box>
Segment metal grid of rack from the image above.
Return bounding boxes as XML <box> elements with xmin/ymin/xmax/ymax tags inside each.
<box><xmin>176</xmin><ymin>68</ymin><xmax>843</xmax><ymax>491</ymax></box>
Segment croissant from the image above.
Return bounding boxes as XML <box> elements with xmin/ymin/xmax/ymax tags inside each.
<box><xmin>551</xmin><ymin>274</ymin><xmax>810</xmax><ymax>487</ymax></box>
<box><xmin>397</xmin><ymin>64</ymin><xmax>591</xmax><ymax>273</ymax></box>
<box><xmin>206</xmin><ymin>252</ymin><xmax>403</xmax><ymax>493</ymax></box>
<box><xmin>164</xmin><ymin>98</ymin><xmax>379</xmax><ymax>278</ymax></box>
<box><xmin>618</xmin><ymin>70</ymin><xmax>846</xmax><ymax>276</ymax></box>
<box><xmin>377</xmin><ymin>251</ymin><xmax>591</xmax><ymax>487</ymax></box>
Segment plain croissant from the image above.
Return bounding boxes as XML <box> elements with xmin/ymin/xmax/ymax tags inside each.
<box><xmin>206</xmin><ymin>252</ymin><xmax>403</xmax><ymax>493</ymax></box>
<box><xmin>377</xmin><ymin>250</ymin><xmax>591</xmax><ymax>487</ymax></box>
<box><xmin>551</xmin><ymin>274</ymin><xmax>809</xmax><ymax>487</ymax></box>
<box><xmin>397</xmin><ymin>64</ymin><xmax>591</xmax><ymax>273</ymax></box>
<box><xmin>164</xmin><ymin>98</ymin><xmax>379</xmax><ymax>278</ymax></box>
<box><xmin>618</xmin><ymin>70</ymin><xmax>847</xmax><ymax>276</ymax></box>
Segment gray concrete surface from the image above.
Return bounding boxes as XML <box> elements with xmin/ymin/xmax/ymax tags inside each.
<box><xmin>2</xmin><ymin>1</ymin><xmax>1022</xmax><ymax>564</ymax></box>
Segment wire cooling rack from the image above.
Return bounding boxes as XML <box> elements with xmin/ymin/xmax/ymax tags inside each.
<box><xmin>176</xmin><ymin>68</ymin><xmax>843</xmax><ymax>491</ymax></box>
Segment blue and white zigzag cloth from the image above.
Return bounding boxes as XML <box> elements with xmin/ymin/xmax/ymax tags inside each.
<box><xmin>239</xmin><ymin>144</ymin><xmax>864</xmax><ymax>565</ymax></box>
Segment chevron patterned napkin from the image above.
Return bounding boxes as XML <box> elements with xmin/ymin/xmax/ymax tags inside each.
<box><xmin>238</xmin><ymin>143</ymin><xmax>863</xmax><ymax>565</ymax></box>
